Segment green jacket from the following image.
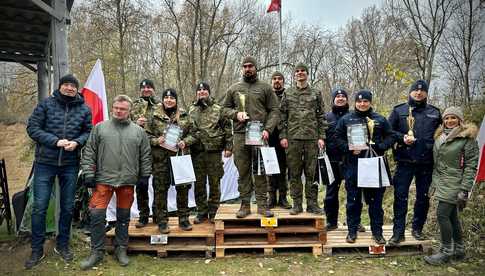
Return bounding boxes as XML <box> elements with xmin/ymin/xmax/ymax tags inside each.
<box><xmin>431</xmin><ymin>123</ymin><xmax>479</xmax><ymax>204</ymax></box>
<box><xmin>130</xmin><ymin>96</ymin><xmax>160</xmax><ymax>128</ymax></box>
<box><xmin>279</xmin><ymin>85</ymin><xmax>327</xmax><ymax>140</ymax></box>
<box><xmin>145</xmin><ymin>104</ymin><xmax>198</xmax><ymax>165</ymax></box>
<box><xmin>222</xmin><ymin>78</ymin><xmax>280</xmax><ymax>134</ymax></box>
<box><xmin>188</xmin><ymin>97</ymin><xmax>233</xmax><ymax>152</ymax></box>
<box><xmin>81</xmin><ymin>118</ymin><xmax>152</xmax><ymax>187</ymax></box>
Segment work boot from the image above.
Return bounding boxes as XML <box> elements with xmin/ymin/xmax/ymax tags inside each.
<box><xmin>267</xmin><ymin>192</ymin><xmax>277</xmax><ymax>209</ymax></box>
<box><xmin>257</xmin><ymin>204</ymin><xmax>274</xmax><ymax>217</ymax></box>
<box><xmin>412</xmin><ymin>229</ymin><xmax>426</xmax><ymax>240</ymax></box>
<box><xmin>193</xmin><ymin>214</ymin><xmax>208</xmax><ymax>224</ymax></box>
<box><xmin>80</xmin><ymin>250</ymin><xmax>104</xmax><ymax>270</ymax></box>
<box><xmin>372</xmin><ymin>234</ymin><xmax>387</xmax><ymax>245</ymax></box>
<box><xmin>114</xmin><ymin>246</ymin><xmax>129</xmax><ymax>266</ymax></box>
<box><xmin>158</xmin><ymin>222</ymin><xmax>170</xmax><ymax>234</ymax></box>
<box><xmin>306</xmin><ymin>200</ymin><xmax>323</xmax><ymax>215</ymax></box>
<box><xmin>179</xmin><ymin>220</ymin><xmax>193</xmax><ymax>231</ymax></box>
<box><xmin>54</xmin><ymin>246</ymin><xmax>74</xmax><ymax>262</ymax></box>
<box><xmin>24</xmin><ymin>250</ymin><xmax>45</xmax><ymax>269</ymax></box>
<box><xmin>278</xmin><ymin>192</ymin><xmax>292</xmax><ymax>209</ymax></box>
<box><xmin>208</xmin><ymin>213</ymin><xmax>216</xmax><ymax>224</ymax></box>
<box><xmin>358</xmin><ymin>224</ymin><xmax>366</xmax><ymax>232</ymax></box>
<box><xmin>346</xmin><ymin>232</ymin><xmax>357</xmax><ymax>243</ymax></box>
<box><xmin>80</xmin><ymin>208</ymin><xmax>107</xmax><ymax>270</ymax></box>
<box><xmin>289</xmin><ymin>202</ymin><xmax>303</xmax><ymax>215</ymax></box>
<box><xmin>236</xmin><ymin>202</ymin><xmax>251</xmax><ymax>218</ymax></box>
<box><xmin>135</xmin><ymin>217</ymin><xmax>148</xmax><ymax>228</ymax></box>
<box><xmin>326</xmin><ymin>223</ymin><xmax>338</xmax><ymax>231</ymax></box>
<box><xmin>453</xmin><ymin>243</ymin><xmax>466</xmax><ymax>261</ymax></box>
<box><xmin>388</xmin><ymin>233</ymin><xmax>405</xmax><ymax>246</ymax></box>
<box><xmin>424</xmin><ymin>246</ymin><xmax>453</xmax><ymax>265</ymax></box>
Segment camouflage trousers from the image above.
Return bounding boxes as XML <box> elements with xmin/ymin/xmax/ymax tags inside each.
<box><xmin>192</xmin><ymin>151</ymin><xmax>224</xmax><ymax>217</ymax></box>
<box><xmin>286</xmin><ymin>139</ymin><xmax>319</xmax><ymax>204</ymax></box>
<box><xmin>233</xmin><ymin>133</ymin><xmax>268</xmax><ymax>206</ymax></box>
<box><xmin>152</xmin><ymin>157</ymin><xmax>190</xmax><ymax>224</ymax></box>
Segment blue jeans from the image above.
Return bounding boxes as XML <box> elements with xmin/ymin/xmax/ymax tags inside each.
<box><xmin>31</xmin><ymin>162</ymin><xmax>78</xmax><ymax>252</ymax></box>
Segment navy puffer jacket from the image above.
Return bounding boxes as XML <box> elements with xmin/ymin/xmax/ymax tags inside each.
<box><xmin>27</xmin><ymin>90</ymin><xmax>93</xmax><ymax>166</ymax></box>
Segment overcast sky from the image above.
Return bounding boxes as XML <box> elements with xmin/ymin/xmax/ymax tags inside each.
<box><xmin>260</xmin><ymin>0</ymin><xmax>383</xmax><ymax>31</ymax></box>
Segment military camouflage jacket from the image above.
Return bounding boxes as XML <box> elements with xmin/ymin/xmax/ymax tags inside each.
<box><xmin>145</xmin><ymin>104</ymin><xmax>198</xmax><ymax>157</ymax></box>
<box><xmin>279</xmin><ymin>85</ymin><xmax>327</xmax><ymax>140</ymax></box>
<box><xmin>222</xmin><ymin>78</ymin><xmax>280</xmax><ymax>134</ymax></box>
<box><xmin>130</xmin><ymin>96</ymin><xmax>160</xmax><ymax>128</ymax></box>
<box><xmin>188</xmin><ymin>97</ymin><xmax>233</xmax><ymax>152</ymax></box>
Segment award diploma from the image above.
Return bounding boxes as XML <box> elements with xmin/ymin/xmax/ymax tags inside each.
<box><xmin>162</xmin><ymin>124</ymin><xmax>182</xmax><ymax>152</ymax></box>
<box><xmin>347</xmin><ymin>123</ymin><xmax>369</xmax><ymax>150</ymax></box>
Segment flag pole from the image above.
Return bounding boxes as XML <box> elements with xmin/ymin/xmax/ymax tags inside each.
<box><xmin>278</xmin><ymin>4</ymin><xmax>282</xmax><ymax>71</ymax></box>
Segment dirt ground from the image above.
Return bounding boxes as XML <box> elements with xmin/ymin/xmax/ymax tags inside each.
<box><xmin>0</xmin><ymin>123</ymin><xmax>33</xmax><ymax>196</ymax></box>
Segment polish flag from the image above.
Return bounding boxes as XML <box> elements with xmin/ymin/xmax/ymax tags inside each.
<box><xmin>475</xmin><ymin>115</ymin><xmax>485</xmax><ymax>183</ymax></box>
<box><xmin>267</xmin><ymin>0</ymin><xmax>281</xmax><ymax>13</ymax></box>
<box><xmin>81</xmin><ymin>59</ymin><xmax>109</xmax><ymax>125</ymax></box>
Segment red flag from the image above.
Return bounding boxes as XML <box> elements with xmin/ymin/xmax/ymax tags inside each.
<box><xmin>475</xmin><ymin>115</ymin><xmax>485</xmax><ymax>182</ymax></box>
<box><xmin>267</xmin><ymin>0</ymin><xmax>281</xmax><ymax>13</ymax></box>
<box><xmin>81</xmin><ymin>59</ymin><xmax>109</xmax><ymax>125</ymax></box>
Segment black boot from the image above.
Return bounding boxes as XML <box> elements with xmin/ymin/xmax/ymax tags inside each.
<box><xmin>412</xmin><ymin>229</ymin><xmax>426</xmax><ymax>240</ymax></box>
<box><xmin>236</xmin><ymin>201</ymin><xmax>251</xmax><ymax>218</ymax></box>
<box><xmin>346</xmin><ymin>232</ymin><xmax>357</xmax><ymax>243</ymax></box>
<box><xmin>424</xmin><ymin>245</ymin><xmax>453</xmax><ymax>265</ymax></box>
<box><xmin>290</xmin><ymin>200</ymin><xmax>303</xmax><ymax>215</ymax></box>
<box><xmin>179</xmin><ymin>218</ymin><xmax>193</xmax><ymax>231</ymax></box>
<box><xmin>306</xmin><ymin>200</ymin><xmax>323</xmax><ymax>215</ymax></box>
<box><xmin>278</xmin><ymin>192</ymin><xmax>292</xmax><ymax>209</ymax></box>
<box><xmin>114</xmin><ymin>208</ymin><xmax>131</xmax><ymax>266</ymax></box>
<box><xmin>372</xmin><ymin>234</ymin><xmax>386</xmax><ymax>245</ymax></box>
<box><xmin>267</xmin><ymin>191</ymin><xmax>277</xmax><ymax>209</ymax></box>
<box><xmin>388</xmin><ymin>233</ymin><xmax>405</xmax><ymax>246</ymax></box>
<box><xmin>25</xmin><ymin>250</ymin><xmax>45</xmax><ymax>269</ymax></box>
<box><xmin>158</xmin><ymin>222</ymin><xmax>170</xmax><ymax>234</ymax></box>
<box><xmin>453</xmin><ymin>243</ymin><xmax>466</xmax><ymax>261</ymax></box>
<box><xmin>257</xmin><ymin>202</ymin><xmax>274</xmax><ymax>217</ymax></box>
<box><xmin>80</xmin><ymin>208</ymin><xmax>106</xmax><ymax>270</ymax></box>
<box><xmin>135</xmin><ymin>217</ymin><xmax>148</xmax><ymax>228</ymax></box>
<box><xmin>194</xmin><ymin>213</ymin><xmax>208</xmax><ymax>224</ymax></box>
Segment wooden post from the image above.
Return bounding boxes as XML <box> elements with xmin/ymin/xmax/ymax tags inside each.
<box><xmin>51</xmin><ymin>0</ymin><xmax>69</xmax><ymax>86</ymax></box>
<box><xmin>37</xmin><ymin>61</ymin><xmax>49</xmax><ymax>102</ymax></box>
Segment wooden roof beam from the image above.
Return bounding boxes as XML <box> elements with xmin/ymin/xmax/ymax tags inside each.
<box><xmin>30</xmin><ymin>0</ymin><xmax>63</xmax><ymax>21</ymax></box>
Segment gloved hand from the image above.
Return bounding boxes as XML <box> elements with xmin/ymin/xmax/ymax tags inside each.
<box><xmin>457</xmin><ymin>191</ymin><xmax>468</xmax><ymax>211</ymax></box>
<box><xmin>137</xmin><ymin>176</ymin><xmax>150</xmax><ymax>191</ymax></box>
<box><xmin>83</xmin><ymin>176</ymin><xmax>96</xmax><ymax>188</ymax></box>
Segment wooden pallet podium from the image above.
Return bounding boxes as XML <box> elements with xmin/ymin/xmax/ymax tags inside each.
<box><xmin>214</xmin><ymin>204</ymin><xmax>326</xmax><ymax>258</ymax></box>
<box><xmin>106</xmin><ymin>217</ymin><xmax>215</xmax><ymax>258</ymax></box>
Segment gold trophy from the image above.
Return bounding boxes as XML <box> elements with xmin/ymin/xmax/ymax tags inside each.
<box><xmin>406</xmin><ymin>106</ymin><xmax>415</xmax><ymax>141</ymax></box>
<box><xmin>238</xmin><ymin>93</ymin><xmax>249</xmax><ymax>120</ymax></box>
<box><xmin>366</xmin><ymin>117</ymin><xmax>375</xmax><ymax>145</ymax></box>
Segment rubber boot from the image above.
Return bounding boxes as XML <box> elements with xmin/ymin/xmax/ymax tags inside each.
<box><xmin>236</xmin><ymin>201</ymin><xmax>251</xmax><ymax>218</ymax></box>
<box><xmin>267</xmin><ymin>191</ymin><xmax>277</xmax><ymax>209</ymax></box>
<box><xmin>424</xmin><ymin>244</ymin><xmax>453</xmax><ymax>265</ymax></box>
<box><xmin>114</xmin><ymin>208</ymin><xmax>131</xmax><ymax>266</ymax></box>
<box><xmin>80</xmin><ymin>208</ymin><xmax>106</xmax><ymax>270</ymax></box>
<box><xmin>278</xmin><ymin>191</ymin><xmax>292</xmax><ymax>209</ymax></box>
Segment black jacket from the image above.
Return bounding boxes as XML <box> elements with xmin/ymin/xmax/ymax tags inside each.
<box><xmin>27</xmin><ymin>90</ymin><xmax>93</xmax><ymax>166</ymax></box>
<box><xmin>325</xmin><ymin>106</ymin><xmax>349</xmax><ymax>162</ymax></box>
<box><xmin>388</xmin><ymin>102</ymin><xmax>441</xmax><ymax>164</ymax></box>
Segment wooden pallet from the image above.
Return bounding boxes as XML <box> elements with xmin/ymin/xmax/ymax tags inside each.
<box><xmin>323</xmin><ymin>225</ymin><xmax>433</xmax><ymax>256</ymax></box>
<box><xmin>106</xmin><ymin>217</ymin><xmax>214</xmax><ymax>258</ymax></box>
<box><xmin>214</xmin><ymin>204</ymin><xmax>326</xmax><ymax>258</ymax></box>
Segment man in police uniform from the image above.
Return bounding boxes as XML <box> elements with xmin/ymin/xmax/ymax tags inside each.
<box><xmin>223</xmin><ymin>56</ymin><xmax>280</xmax><ymax>218</ymax></box>
<box><xmin>189</xmin><ymin>82</ymin><xmax>233</xmax><ymax>223</ymax></box>
<box><xmin>267</xmin><ymin>71</ymin><xmax>291</xmax><ymax>209</ymax></box>
<box><xmin>279</xmin><ymin>63</ymin><xmax>327</xmax><ymax>215</ymax></box>
<box><xmin>130</xmin><ymin>79</ymin><xmax>159</xmax><ymax>228</ymax></box>
<box><xmin>388</xmin><ymin>80</ymin><xmax>441</xmax><ymax>245</ymax></box>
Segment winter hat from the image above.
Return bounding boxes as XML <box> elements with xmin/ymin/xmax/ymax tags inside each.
<box><xmin>331</xmin><ymin>88</ymin><xmax>348</xmax><ymax>101</ymax></box>
<box><xmin>442</xmin><ymin>106</ymin><xmax>464</xmax><ymax>122</ymax></box>
<box><xmin>195</xmin><ymin>81</ymin><xmax>210</xmax><ymax>94</ymax></box>
<box><xmin>409</xmin><ymin>79</ymin><xmax>428</xmax><ymax>93</ymax></box>
<box><xmin>59</xmin><ymin>74</ymin><xmax>79</xmax><ymax>89</ymax></box>
<box><xmin>162</xmin><ymin>88</ymin><xmax>177</xmax><ymax>101</ymax></box>
<box><xmin>241</xmin><ymin>56</ymin><xmax>257</xmax><ymax>68</ymax></box>
<box><xmin>294</xmin><ymin>62</ymin><xmax>308</xmax><ymax>73</ymax></box>
<box><xmin>354</xmin><ymin>89</ymin><xmax>372</xmax><ymax>102</ymax></box>
<box><xmin>271</xmin><ymin>71</ymin><xmax>284</xmax><ymax>80</ymax></box>
<box><xmin>140</xmin><ymin>79</ymin><xmax>155</xmax><ymax>90</ymax></box>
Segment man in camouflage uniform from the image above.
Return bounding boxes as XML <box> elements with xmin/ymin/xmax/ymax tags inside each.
<box><xmin>280</xmin><ymin>63</ymin><xmax>327</xmax><ymax>215</ymax></box>
<box><xmin>188</xmin><ymin>82</ymin><xmax>233</xmax><ymax>223</ymax></box>
<box><xmin>223</xmin><ymin>56</ymin><xmax>280</xmax><ymax>218</ymax></box>
<box><xmin>130</xmin><ymin>79</ymin><xmax>159</xmax><ymax>228</ymax></box>
<box><xmin>145</xmin><ymin>88</ymin><xmax>198</xmax><ymax>233</ymax></box>
<box><xmin>267</xmin><ymin>71</ymin><xmax>291</xmax><ymax>209</ymax></box>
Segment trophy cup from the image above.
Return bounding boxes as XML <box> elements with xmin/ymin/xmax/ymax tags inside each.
<box><xmin>407</xmin><ymin>106</ymin><xmax>415</xmax><ymax>140</ymax></box>
<box><xmin>238</xmin><ymin>93</ymin><xmax>250</xmax><ymax>120</ymax></box>
<box><xmin>366</xmin><ymin>117</ymin><xmax>375</xmax><ymax>145</ymax></box>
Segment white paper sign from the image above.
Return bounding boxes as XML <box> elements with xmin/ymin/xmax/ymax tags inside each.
<box><xmin>357</xmin><ymin>156</ymin><xmax>390</xmax><ymax>188</ymax></box>
<box><xmin>150</xmin><ymin>234</ymin><xmax>168</xmax><ymax>244</ymax></box>
<box><xmin>170</xmin><ymin>154</ymin><xmax>196</xmax><ymax>184</ymax></box>
<box><xmin>319</xmin><ymin>152</ymin><xmax>335</xmax><ymax>185</ymax></box>
<box><xmin>260</xmin><ymin>147</ymin><xmax>280</xmax><ymax>175</ymax></box>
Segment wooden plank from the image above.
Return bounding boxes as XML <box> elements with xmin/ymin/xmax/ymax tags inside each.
<box><xmin>215</xmin><ymin>204</ymin><xmax>323</xmax><ymax>220</ymax></box>
<box><xmin>220</xmin><ymin>225</ymin><xmax>322</xmax><ymax>234</ymax></box>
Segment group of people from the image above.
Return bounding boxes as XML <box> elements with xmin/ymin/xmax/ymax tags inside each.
<box><xmin>23</xmin><ymin>56</ymin><xmax>479</xmax><ymax>270</ymax></box>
